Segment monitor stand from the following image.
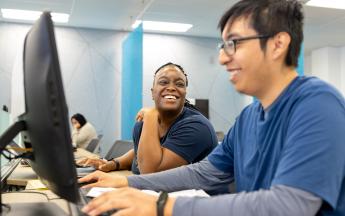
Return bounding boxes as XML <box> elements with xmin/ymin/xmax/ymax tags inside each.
<box><xmin>2</xmin><ymin>202</ymin><xmax>69</xmax><ymax>216</ymax></box>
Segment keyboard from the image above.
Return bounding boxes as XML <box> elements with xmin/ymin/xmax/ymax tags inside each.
<box><xmin>75</xmin><ymin>187</ymin><xmax>117</xmax><ymax>216</ymax></box>
<box><xmin>78</xmin><ymin>187</ymin><xmax>92</xmax><ymax>205</ymax></box>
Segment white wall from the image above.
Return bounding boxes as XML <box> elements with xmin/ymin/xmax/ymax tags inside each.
<box><xmin>304</xmin><ymin>54</ymin><xmax>312</xmax><ymax>76</ymax></box>
<box><xmin>0</xmin><ymin>22</ymin><xmax>125</xmax><ymax>155</ymax></box>
<box><xmin>341</xmin><ymin>47</ymin><xmax>345</xmax><ymax>95</ymax></box>
<box><xmin>308</xmin><ymin>46</ymin><xmax>345</xmax><ymax>97</ymax></box>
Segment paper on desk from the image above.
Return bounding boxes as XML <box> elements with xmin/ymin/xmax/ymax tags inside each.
<box><xmin>141</xmin><ymin>189</ymin><xmax>210</xmax><ymax>198</ymax></box>
<box><xmin>86</xmin><ymin>187</ymin><xmax>116</xmax><ymax>198</ymax></box>
<box><xmin>169</xmin><ymin>189</ymin><xmax>210</xmax><ymax>197</ymax></box>
<box><xmin>86</xmin><ymin>187</ymin><xmax>210</xmax><ymax>198</ymax></box>
<box><xmin>26</xmin><ymin>179</ymin><xmax>47</xmax><ymax>190</ymax></box>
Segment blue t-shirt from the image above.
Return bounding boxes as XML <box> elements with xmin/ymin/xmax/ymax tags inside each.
<box><xmin>208</xmin><ymin>76</ymin><xmax>345</xmax><ymax>215</ymax></box>
<box><xmin>131</xmin><ymin>106</ymin><xmax>218</xmax><ymax>174</ymax></box>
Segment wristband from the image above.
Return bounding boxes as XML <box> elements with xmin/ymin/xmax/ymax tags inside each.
<box><xmin>156</xmin><ymin>191</ymin><xmax>168</xmax><ymax>216</ymax></box>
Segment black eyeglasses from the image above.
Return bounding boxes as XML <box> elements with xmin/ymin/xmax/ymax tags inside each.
<box><xmin>218</xmin><ymin>35</ymin><xmax>272</xmax><ymax>56</ymax></box>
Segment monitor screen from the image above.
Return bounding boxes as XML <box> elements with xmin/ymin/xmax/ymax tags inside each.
<box><xmin>195</xmin><ymin>99</ymin><xmax>209</xmax><ymax>119</ymax></box>
<box><xmin>19</xmin><ymin>11</ymin><xmax>78</xmax><ymax>203</ymax></box>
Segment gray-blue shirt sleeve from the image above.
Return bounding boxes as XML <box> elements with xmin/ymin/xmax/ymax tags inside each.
<box><xmin>173</xmin><ymin>185</ymin><xmax>322</xmax><ymax>216</ymax></box>
<box><xmin>127</xmin><ymin>159</ymin><xmax>233</xmax><ymax>192</ymax></box>
<box><xmin>128</xmin><ymin>159</ymin><xmax>322</xmax><ymax>215</ymax></box>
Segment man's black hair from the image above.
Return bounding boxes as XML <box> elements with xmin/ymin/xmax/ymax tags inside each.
<box><xmin>218</xmin><ymin>0</ymin><xmax>304</xmax><ymax>67</ymax></box>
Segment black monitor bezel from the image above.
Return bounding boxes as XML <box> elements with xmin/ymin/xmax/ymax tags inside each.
<box><xmin>20</xmin><ymin>11</ymin><xmax>79</xmax><ymax>203</ymax></box>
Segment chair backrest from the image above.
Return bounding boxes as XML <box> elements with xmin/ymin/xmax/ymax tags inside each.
<box><xmin>85</xmin><ymin>138</ymin><xmax>100</xmax><ymax>153</ymax></box>
<box><xmin>104</xmin><ymin>140</ymin><xmax>134</xmax><ymax>160</ymax></box>
<box><xmin>97</xmin><ymin>134</ymin><xmax>103</xmax><ymax>140</ymax></box>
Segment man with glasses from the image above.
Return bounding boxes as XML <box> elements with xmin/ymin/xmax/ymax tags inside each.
<box><xmin>80</xmin><ymin>0</ymin><xmax>345</xmax><ymax>215</ymax></box>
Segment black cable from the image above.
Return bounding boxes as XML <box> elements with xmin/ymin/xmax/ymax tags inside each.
<box><xmin>1</xmin><ymin>151</ymin><xmax>15</xmax><ymax>160</ymax></box>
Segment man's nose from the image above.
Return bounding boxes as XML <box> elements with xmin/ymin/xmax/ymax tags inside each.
<box><xmin>219</xmin><ymin>49</ymin><xmax>232</xmax><ymax>65</ymax></box>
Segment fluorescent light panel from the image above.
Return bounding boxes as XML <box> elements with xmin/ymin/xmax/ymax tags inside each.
<box><xmin>1</xmin><ymin>9</ymin><xmax>69</xmax><ymax>23</ymax></box>
<box><xmin>132</xmin><ymin>20</ymin><xmax>192</xmax><ymax>32</ymax></box>
<box><xmin>306</xmin><ymin>0</ymin><xmax>345</xmax><ymax>10</ymax></box>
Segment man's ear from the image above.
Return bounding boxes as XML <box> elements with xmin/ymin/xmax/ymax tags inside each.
<box><xmin>270</xmin><ymin>32</ymin><xmax>291</xmax><ymax>61</ymax></box>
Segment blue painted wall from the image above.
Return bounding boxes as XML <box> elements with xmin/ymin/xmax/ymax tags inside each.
<box><xmin>297</xmin><ymin>43</ymin><xmax>304</xmax><ymax>76</ymax></box>
<box><xmin>121</xmin><ymin>24</ymin><xmax>143</xmax><ymax>140</ymax></box>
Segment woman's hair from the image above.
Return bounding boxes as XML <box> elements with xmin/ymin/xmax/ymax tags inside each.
<box><xmin>184</xmin><ymin>99</ymin><xmax>199</xmax><ymax>112</ymax></box>
<box><xmin>154</xmin><ymin>62</ymin><xmax>188</xmax><ymax>87</ymax></box>
<box><xmin>71</xmin><ymin>113</ymin><xmax>87</xmax><ymax>127</ymax></box>
<box><xmin>154</xmin><ymin>62</ymin><xmax>198</xmax><ymax>111</ymax></box>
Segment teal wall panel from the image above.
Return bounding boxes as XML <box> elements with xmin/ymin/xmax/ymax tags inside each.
<box><xmin>121</xmin><ymin>24</ymin><xmax>143</xmax><ymax>140</ymax></box>
<box><xmin>297</xmin><ymin>43</ymin><xmax>304</xmax><ymax>76</ymax></box>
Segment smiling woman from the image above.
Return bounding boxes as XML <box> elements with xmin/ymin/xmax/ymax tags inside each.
<box><xmin>79</xmin><ymin>62</ymin><xmax>218</xmax><ymax>174</ymax></box>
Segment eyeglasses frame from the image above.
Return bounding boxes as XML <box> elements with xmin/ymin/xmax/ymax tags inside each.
<box><xmin>218</xmin><ymin>35</ymin><xmax>272</xmax><ymax>56</ymax></box>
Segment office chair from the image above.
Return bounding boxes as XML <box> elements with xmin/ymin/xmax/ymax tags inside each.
<box><xmin>85</xmin><ymin>138</ymin><xmax>100</xmax><ymax>153</ymax></box>
<box><xmin>97</xmin><ymin>134</ymin><xmax>103</xmax><ymax>140</ymax></box>
<box><xmin>216</xmin><ymin>131</ymin><xmax>225</xmax><ymax>142</ymax></box>
<box><xmin>104</xmin><ymin>140</ymin><xmax>134</xmax><ymax>160</ymax></box>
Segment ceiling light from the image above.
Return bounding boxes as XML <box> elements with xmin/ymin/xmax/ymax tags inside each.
<box><xmin>132</xmin><ymin>20</ymin><xmax>193</xmax><ymax>32</ymax></box>
<box><xmin>1</xmin><ymin>9</ymin><xmax>69</xmax><ymax>23</ymax></box>
<box><xmin>306</xmin><ymin>0</ymin><xmax>345</xmax><ymax>10</ymax></box>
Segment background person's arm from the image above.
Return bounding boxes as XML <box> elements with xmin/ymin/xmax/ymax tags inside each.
<box><xmin>73</xmin><ymin>125</ymin><xmax>92</xmax><ymax>147</ymax></box>
<box><xmin>128</xmin><ymin>159</ymin><xmax>233</xmax><ymax>192</ymax></box>
<box><xmin>71</xmin><ymin>128</ymin><xmax>78</xmax><ymax>146</ymax></box>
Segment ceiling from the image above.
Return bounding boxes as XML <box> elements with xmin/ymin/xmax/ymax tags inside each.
<box><xmin>1</xmin><ymin>0</ymin><xmax>345</xmax><ymax>54</ymax></box>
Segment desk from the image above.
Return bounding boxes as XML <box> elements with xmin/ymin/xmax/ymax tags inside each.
<box><xmin>7</xmin><ymin>162</ymin><xmax>132</xmax><ymax>187</ymax></box>
<box><xmin>108</xmin><ymin>170</ymin><xmax>133</xmax><ymax>177</ymax></box>
<box><xmin>4</xmin><ymin>164</ymin><xmax>70</xmax><ymax>215</ymax></box>
<box><xmin>6</xmin><ymin>148</ymin><xmax>99</xmax><ymax>186</ymax></box>
<box><xmin>4</xmin><ymin>161</ymin><xmax>132</xmax><ymax>215</ymax></box>
<box><xmin>6</xmin><ymin>164</ymin><xmax>37</xmax><ymax>186</ymax></box>
<box><xmin>2</xmin><ymin>190</ymin><xmax>70</xmax><ymax>215</ymax></box>
<box><xmin>74</xmin><ymin>148</ymin><xmax>100</xmax><ymax>160</ymax></box>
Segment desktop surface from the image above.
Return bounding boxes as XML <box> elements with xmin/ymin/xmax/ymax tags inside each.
<box><xmin>3</xmin><ymin>202</ymin><xmax>68</xmax><ymax>216</ymax></box>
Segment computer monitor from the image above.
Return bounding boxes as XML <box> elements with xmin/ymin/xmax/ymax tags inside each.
<box><xmin>0</xmin><ymin>11</ymin><xmax>79</xmax><ymax>210</ymax></box>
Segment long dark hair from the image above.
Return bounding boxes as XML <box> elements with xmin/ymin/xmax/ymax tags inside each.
<box><xmin>71</xmin><ymin>113</ymin><xmax>87</xmax><ymax>127</ymax></box>
<box><xmin>154</xmin><ymin>62</ymin><xmax>198</xmax><ymax>111</ymax></box>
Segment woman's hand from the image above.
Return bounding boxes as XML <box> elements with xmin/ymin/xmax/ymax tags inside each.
<box><xmin>78</xmin><ymin>170</ymin><xmax>128</xmax><ymax>188</ymax></box>
<box><xmin>77</xmin><ymin>158</ymin><xmax>107</xmax><ymax>169</ymax></box>
<box><xmin>135</xmin><ymin>107</ymin><xmax>156</xmax><ymax>122</ymax></box>
<box><xmin>98</xmin><ymin>160</ymin><xmax>117</xmax><ymax>172</ymax></box>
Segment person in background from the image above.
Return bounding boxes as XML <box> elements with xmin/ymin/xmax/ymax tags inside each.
<box><xmin>79</xmin><ymin>62</ymin><xmax>218</xmax><ymax>175</ymax></box>
<box><xmin>79</xmin><ymin>0</ymin><xmax>345</xmax><ymax>215</ymax></box>
<box><xmin>71</xmin><ymin>113</ymin><xmax>97</xmax><ymax>149</ymax></box>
